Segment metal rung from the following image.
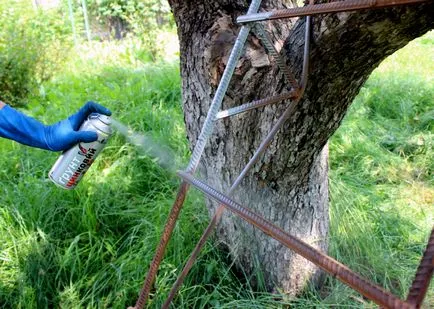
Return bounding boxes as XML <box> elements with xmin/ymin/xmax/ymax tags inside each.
<box><xmin>237</xmin><ymin>0</ymin><xmax>429</xmax><ymax>23</ymax></box>
<box><xmin>216</xmin><ymin>91</ymin><xmax>298</xmax><ymax>120</ymax></box>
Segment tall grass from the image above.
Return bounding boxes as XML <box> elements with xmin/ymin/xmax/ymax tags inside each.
<box><xmin>0</xmin><ymin>31</ymin><xmax>432</xmax><ymax>308</ymax></box>
<box><xmin>327</xmin><ymin>31</ymin><xmax>433</xmax><ymax>307</ymax></box>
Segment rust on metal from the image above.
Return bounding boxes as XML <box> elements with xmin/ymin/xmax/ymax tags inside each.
<box><xmin>406</xmin><ymin>227</ymin><xmax>434</xmax><ymax>308</ymax></box>
<box><xmin>253</xmin><ymin>23</ymin><xmax>300</xmax><ymax>90</ymax></box>
<box><xmin>161</xmin><ymin>13</ymin><xmax>313</xmax><ymax>307</ymax></box>
<box><xmin>237</xmin><ymin>0</ymin><xmax>429</xmax><ymax>23</ymax></box>
<box><xmin>132</xmin><ymin>0</ymin><xmax>264</xmax><ymax>306</ymax></box>
<box><xmin>133</xmin><ymin>0</ymin><xmax>432</xmax><ymax>307</ymax></box>
<box><xmin>178</xmin><ymin>171</ymin><xmax>417</xmax><ymax>309</ymax></box>
<box><xmin>231</xmin><ymin>13</ymin><xmax>312</xmax><ymax>190</ymax></box>
<box><xmin>134</xmin><ymin>181</ymin><xmax>190</xmax><ymax>309</ymax></box>
<box><xmin>161</xmin><ymin>206</ymin><xmax>225</xmax><ymax>309</ymax></box>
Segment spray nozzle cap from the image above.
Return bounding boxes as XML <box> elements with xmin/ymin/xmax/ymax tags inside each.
<box><xmin>88</xmin><ymin>113</ymin><xmax>112</xmax><ymax>134</ymax></box>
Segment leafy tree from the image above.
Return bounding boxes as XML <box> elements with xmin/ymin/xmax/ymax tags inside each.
<box><xmin>0</xmin><ymin>1</ymin><xmax>71</xmax><ymax>106</ymax></box>
<box><xmin>85</xmin><ymin>0</ymin><xmax>172</xmax><ymax>40</ymax></box>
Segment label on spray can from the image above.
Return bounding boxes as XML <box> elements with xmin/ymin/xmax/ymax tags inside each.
<box><xmin>49</xmin><ymin>114</ymin><xmax>112</xmax><ymax>189</ymax></box>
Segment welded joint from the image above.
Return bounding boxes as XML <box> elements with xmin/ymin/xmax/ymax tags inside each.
<box><xmin>237</xmin><ymin>12</ymin><xmax>272</xmax><ymax>23</ymax></box>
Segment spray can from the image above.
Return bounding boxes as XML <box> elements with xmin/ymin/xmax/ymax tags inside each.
<box><xmin>49</xmin><ymin>113</ymin><xmax>112</xmax><ymax>189</ymax></box>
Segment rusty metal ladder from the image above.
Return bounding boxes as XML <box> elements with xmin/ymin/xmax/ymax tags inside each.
<box><xmin>131</xmin><ymin>0</ymin><xmax>433</xmax><ymax>308</ymax></box>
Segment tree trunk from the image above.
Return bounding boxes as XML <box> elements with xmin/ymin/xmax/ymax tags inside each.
<box><xmin>108</xmin><ymin>16</ymin><xmax>127</xmax><ymax>40</ymax></box>
<box><xmin>168</xmin><ymin>0</ymin><xmax>433</xmax><ymax>295</ymax></box>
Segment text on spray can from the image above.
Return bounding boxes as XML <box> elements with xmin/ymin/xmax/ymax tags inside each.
<box><xmin>49</xmin><ymin>114</ymin><xmax>112</xmax><ymax>189</ymax></box>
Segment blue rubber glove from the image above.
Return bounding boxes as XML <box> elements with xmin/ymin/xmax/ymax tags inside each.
<box><xmin>0</xmin><ymin>101</ymin><xmax>111</xmax><ymax>151</ymax></box>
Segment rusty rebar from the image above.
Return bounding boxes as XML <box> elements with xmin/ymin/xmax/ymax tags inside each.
<box><xmin>186</xmin><ymin>0</ymin><xmax>263</xmax><ymax>173</ymax></box>
<box><xmin>161</xmin><ymin>15</ymin><xmax>312</xmax><ymax>307</ymax></box>
<box><xmin>132</xmin><ymin>1</ymin><xmax>264</xmax><ymax>308</ymax></box>
<box><xmin>133</xmin><ymin>182</ymin><xmax>190</xmax><ymax>309</ymax></box>
<box><xmin>406</xmin><ymin>227</ymin><xmax>434</xmax><ymax>308</ymax></box>
<box><xmin>215</xmin><ymin>91</ymin><xmax>298</xmax><ymax>120</ymax></box>
<box><xmin>161</xmin><ymin>206</ymin><xmax>225</xmax><ymax>309</ymax></box>
<box><xmin>231</xmin><ymin>12</ymin><xmax>311</xmax><ymax>190</ymax></box>
<box><xmin>178</xmin><ymin>170</ymin><xmax>415</xmax><ymax>309</ymax></box>
<box><xmin>253</xmin><ymin>23</ymin><xmax>300</xmax><ymax>90</ymax></box>
<box><xmin>134</xmin><ymin>0</ymin><xmax>431</xmax><ymax>307</ymax></box>
<box><xmin>237</xmin><ymin>0</ymin><xmax>429</xmax><ymax>23</ymax></box>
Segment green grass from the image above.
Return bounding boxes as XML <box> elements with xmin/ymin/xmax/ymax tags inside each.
<box><xmin>0</xmin><ymin>30</ymin><xmax>433</xmax><ymax>308</ymax></box>
<box><xmin>327</xmin><ymin>30</ymin><xmax>433</xmax><ymax>307</ymax></box>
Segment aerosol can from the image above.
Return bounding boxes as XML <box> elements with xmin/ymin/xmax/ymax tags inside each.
<box><xmin>49</xmin><ymin>113</ymin><xmax>112</xmax><ymax>189</ymax></box>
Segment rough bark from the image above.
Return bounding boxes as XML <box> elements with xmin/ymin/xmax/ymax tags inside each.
<box><xmin>168</xmin><ymin>0</ymin><xmax>434</xmax><ymax>295</ymax></box>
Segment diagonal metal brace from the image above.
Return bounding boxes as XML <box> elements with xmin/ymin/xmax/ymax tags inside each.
<box><xmin>406</xmin><ymin>227</ymin><xmax>434</xmax><ymax>308</ymax></box>
<box><xmin>253</xmin><ymin>23</ymin><xmax>300</xmax><ymax>90</ymax></box>
<box><xmin>131</xmin><ymin>1</ymin><xmax>264</xmax><ymax>308</ymax></box>
<box><xmin>161</xmin><ymin>12</ymin><xmax>313</xmax><ymax>307</ymax></box>
<box><xmin>177</xmin><ymin>170</ymin><xmax>416</xmax><ymax>309</ymax></box>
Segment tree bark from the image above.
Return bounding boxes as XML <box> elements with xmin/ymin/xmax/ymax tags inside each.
<box><xmin>108</xmin><ymin>16</ymin><xmax>127</xmax><ymax>40</ymax></box>
<box><xmin>168</xmin><ymin>0</ymin><xmax>434</xmax><ymax>295</ymax></box>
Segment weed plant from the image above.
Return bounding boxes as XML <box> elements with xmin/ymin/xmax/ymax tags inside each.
<box><xmin>0</xmin><ymin>31</ymin><xmax>432</xmax><ymax>308</ymax></box>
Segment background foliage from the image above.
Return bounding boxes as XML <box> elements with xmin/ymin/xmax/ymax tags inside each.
<box><xmin>86</xmin><ymin>0</ymin><xmax>172</xmax><ymax>33</ymax></box>
<box><xmin>83</xmin><ymin>0</ymin><xmax>172</xmax><ymax>57</ymax></box>
<box><xmin>0</xmin><ymin>0</ymin><xmax>173</xmax><ymax>107</ymax></box>
<box><xmin>0</xmin><ymin>0</ymin><xmax>71</xmax><ymax>107</ymax></box>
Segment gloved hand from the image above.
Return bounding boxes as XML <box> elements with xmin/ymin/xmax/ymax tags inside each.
<box><xmin>0</xmin><ymin>101</ymin><xmax>111</xmax><ymax>151</ymax></box>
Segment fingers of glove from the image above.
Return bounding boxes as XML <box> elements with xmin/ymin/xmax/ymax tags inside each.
<box><xmin>69</xmin><ymin>101</ymin><xmax>112</xmax><ymax>130</ymax></box>
<box><xmin>84</xmin><ymin>101</ymin><xmax>112</xmax><ymax>116</ymax></box>
<box><xmin>45</xmin><ymin>128</ymin><xmax>98</xmax><ymax>152</ymax></box>
<box><xmin>72</xmin><ymin>131</ymin><xmax>99</xmax><ymax>144</ymax></box>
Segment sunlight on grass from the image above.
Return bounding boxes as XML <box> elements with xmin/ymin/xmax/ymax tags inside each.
<box><xmin>328</xmin><ymin>30</ymin><xmax>433</xmax><ymax>306</ymax></box>
<box><xmin>63</xmin><ymin>30</ymin><xmax>179</xmax><ymax>76</ymax></box>
<box><xmin>375</xmin><ymin>30</ymin><xmax>434</xmax><ymax>77</ymax></box>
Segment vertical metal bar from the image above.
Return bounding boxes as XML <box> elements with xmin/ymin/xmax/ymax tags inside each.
<box><xmin>253</xmin><ymin>23</ymin><xmax>300</xmax><ymax>90</ymax></box>
<box><xmin>231</xmin><ymin>13</ymin><xmax>311</xmax><ymax>191</ymax></box>
<box><xmin>162</xmin><ymin>13</ymin><xmax>313</xmax><ymax>307</ymax></box>
<box><xmin>406</xmin><ymin>227</ymin><xmax>434</xmax><ymax>308</ymax></box>
<box><xmin>132</xmin><ymin>1</ymin><xmax>263</xmax><ymax>308</ymax></box>
<box><xmin>178</xmin><ymin>171</ymin><xmax>415</xmax><ymax>309</ymax></box>
<box><xmin>186</xmin><ymin>0</ymin><xmax>264</xmax><ymax>173</ymax></box>
<box><xmin>300</xmin><ymin>14</ymin><xmax>311</xmax><ymax>92</ymax></box>
<box><xmin>133</xmin><ymin>182</ymin><xmax>190</xmax><ymax>309</ymax></box>
<box><xmin>81</xmin><ymin>0</ymin><xmax>91</xmax><ymax>43</ymax></box>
